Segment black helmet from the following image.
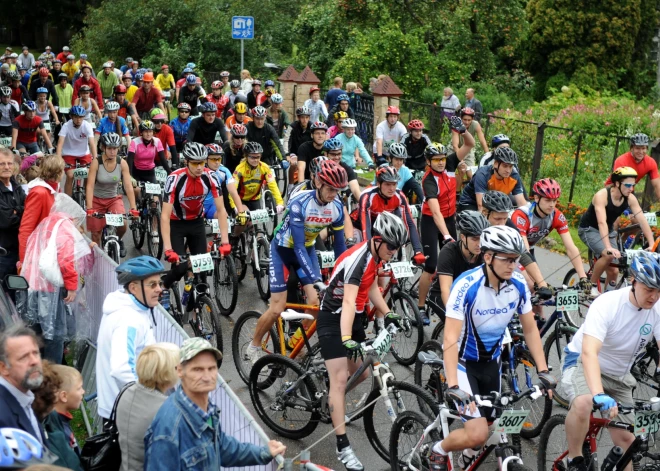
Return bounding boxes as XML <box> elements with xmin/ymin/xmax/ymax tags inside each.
<box><xmin>457</xmin><ymin>210</ymin><xmax>490</xmax><ymax>236</ymax></box>
<box><xmin>492</xmin><ymin>146</ymin><xmax>518</xmax><ymax>166</ymax></box>
<box><xmin>482</xmin><ymin>190</ymin><xmax>513</xmax><ymax>213</ymax></box>
<box><xmin>244</xmin><ymin>141</ymin><xmax>263</xmax><ymax>154</ymax></box>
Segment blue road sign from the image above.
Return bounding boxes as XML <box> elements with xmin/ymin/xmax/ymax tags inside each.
<box><xmin>232</xmin><ymin>16</ymin><xmax>254</xmax><ymax>40</ymax></box>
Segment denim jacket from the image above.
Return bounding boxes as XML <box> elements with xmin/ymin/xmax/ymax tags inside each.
<box><xmin>144</xmin><ymin>386</ymin><xmax>273</xmax><ymax>470</ymax></box>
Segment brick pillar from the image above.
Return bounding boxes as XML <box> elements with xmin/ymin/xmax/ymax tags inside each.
<box><xmin>371</xmin><ymin>76</ymin><xmax>404</xmax><ymax>140</ymax></box>
<box><xmin>277</xmin><ymin>65</ymin><xmax>299</xmax><ymax>117</ymax></box>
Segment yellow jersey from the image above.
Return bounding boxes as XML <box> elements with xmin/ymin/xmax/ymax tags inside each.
<box><xmin>233</xmin><ymin>160</ymin><xmax>283</xmax><ymax>205</ymax></box>
<box><xmin>125</xmin><ymin>85</ymin><xmax>139</xmax><ymax>102</ymax></box>
<box><xmin>155</xmin><ymin>73</ymin><xmax>175</xmax><ymax>91</ymax></box>
<box><xmin>62</xmin><ymin>63</ymin><xmax>78</xmax><ymax>81</ymax></box>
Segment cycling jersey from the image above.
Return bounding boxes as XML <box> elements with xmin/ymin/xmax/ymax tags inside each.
<box><xmin>13</xmin><ymin>115</ymin><xmax>43</xmax><ymax>143</ymax></box>
<box><xmin>458</xmin><ymin>164</ymin><xmax>524</xmax><ymax>207</ymax></box>
<box><xmin>222</xmin><ymin>141</ymin><xmax>244</xmax><ymax>174</ymax></box>
<box><xmin>275</xmin><ymin>189</ymin><xmax>344</xmax><ymax>248</ymax></box>
<box><xmin>287</xmin><ymin>121</ymin><xmax>311</xmax><ymax>157</ymax></box>
<box><xmin>357</xmin><ymin>187</ymin><xmax>422</xmax><ymax>253</ymax></box>
<box><xmin>203</xmin><ymin>166</ymin><xmax>234</xmax><ymax>219</ymax></box>
<box><xmin>205</xmin><ymin>93</ymin><xmax>229</xmax><ymax>118</ymax></box>
<box><xmin>10</xmin><ymin>84</ymin><xmax>28</xmax><ymax>105</ymax></box>
<box><xmin>225</xmin><ymin>114</ymin><xmax>252</xmax><ymax>129</ymax></box>
<box><xmin>336</xmin><ymin>132</ymin><xmax>372</xmax><ymax>168</ymax></box>
<box><xmin>169</xmin><ymin>117</ymin><xmax>191</xmax><ymax>144</ymax></box>
<box><xmin>605</xmin><ymin>152</ymin><xmax>660</xmax><ymax>185</ymax></box>
<box><xmin>233</xmin><ymin>160</ymin><xmax>283</xmax><ymax>205</ymax></box>
<box><xmin>401</xmin><ymin>133</ymin><xmax>433</xmax><ymax>171</ymax></box>
<box><xmin>95</xmin><ymin>116</ymin><xmax>129</xmax><ymax>137</ymax></box>
<box><xmin>164</xmin><ymin>167</ymin><xmax>221</xmax><ymax>221</ymax></box>
<box><xmin>421</xmin><ymin>153</ymin><xmax>460</xmax><ymax>217</ymax></box>
<box><xmin>0</xmin><ymin>100</ymin><xmax>19</xmax><ymax>127</ymax></box>
<box><xmin>155</xmin><ymin>73</ymin><xmax>175</xmax><ymax>91</ymax></box>
<box><xmin>446</xmin><ymin>265</ymin><xmax>532</xmax><ymax>362</ymax></box>
<box><xmin>247</xmin><ymin>90</ymin><xmax>265</xmax><ymax>109</ymax></box>
<box><xmin>179</xmin><ymin>85</ymin><xmax>206</xmax><ymax>113</ymax></box>
<box><xmin>320</xmin><ymin>241</ymin><xmax>379</xmax><ymax>314</ymax></box>
<box><xmin>512</xmin><ymin>203</ymin><xmax>569</xmax><ymax>247</ymax></box>
<box><xmin>187</xmin><ymin>117</ymin><xmax>226</xmax><ymax>145</ymax></box>
<box><xmin>246</xmin><ymin>122</ymin><xmax>285</xmax><ymax>165</ymax></box>
<box><xmin>128</xmin><ymin>137</ymin><xmax>164</xmax><ymax>171</ymax></box>
<box><xmin>117</xmin><ymin>99</ymin><xmax>135</xmax><ymax>121</ymax></box>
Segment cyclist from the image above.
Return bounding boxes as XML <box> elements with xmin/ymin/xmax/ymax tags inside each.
<box><xmin>247</xmin><ymin>79</ymin><xmax>265</xmax><ymax>110</ymax></box>
<box><xmin>426</xmin><ymin>210</ymin><xmax>490</xmax><ymax>321</ymax></box>
<box><xmin>113</xmin><ymin>84</ymin><xmax>139</xmax><ymax>132</ymax></box>
<box><xmin>449</xmin><ymin>107</ymin><xmax>489</xmax><ymax>169</ymax></box>
<box><xmin>179</xmin><ymin>74</ymin><xmax>207</xmax><ymax>116</ymax></box>
<box><xmin>0</xmin><ymin>86</ymin><xmax>19</xmax><ymax>136</ymax></box>
<box><xmin>174</xmin><ymin>67</ymin><xmax>194</xmax><ymax>102</ymax></box>
<box><xmin>72</xmin><ymin>65</ymin><xmax>102</xmax><ymax>105</ymax></box>
<box><xmin>224</xmin><ymin>79</ymin><xmax>245</xmax><ymax>105</ymax></box>
<box><xmin>187</xmin><ymin>102</ymin><xmax>227</xmax><ymax>145</ymax></box>
<box><xmin>161</xmin><ymin>142</ymin><xmax>231</xmax><ymax>304</ymax></box>
<box><xmin>323</xmin><ymin>137</ymin><xmax>362</xmax><ymax>203</ymax></box>
<box><xmin>97</xmin><ymin>62</ymin><xmax>119</xmax><ymax>100</ymax></box>
<box><xmin>224</xmin><ymin>101</ymin><xmax>252</xmax><ymax>133</ymax></box>
<box><xmin>560</xmin><ymin>251</ymin><xmax>660</xmax><ymax>471</ymax></box>
<box><xmin>13</xmin><ymin>101</ymin><xmax>54</xmax><ymax>155</ymax></box>
<box><xmin>170</xmin><ymin>102</ymin><xmax>192</xmax><ymax>153</ymax></box>
<box><xmin>417</xmin><ymin>136</ymin><xmax>474</xmax><ymax>325</ymax></box>
<box><xmin>128</xmin><ymin>121</ymin><xmax>170</xmax><ymax>201</ymax></box>
<box><xmin>85</xmin><ymin>133</ymin><xmax>139</xmax><ymax>255</ymax></box>
<box><xmin>327</xmin><ymin>110</ymin><xmax>347</xmax><ymax>138</ymax></box>
<box><xmin>62</xmin><ymin>54</ymin><xmax>78</xmax><ymax>81</ymax></box>
<box><xmin>223</xmin><ymin>123</ymin><xmax>248</xmax><ymax>174</ymax></box>
<box><xmin>130</xmin><ymin>72</ymin><xmax>165</xmax><ymax>119</ymax></box>
<box><xmin>28</xmin><ymin>67</ymin><xmax>58</xmax><ymax>105</ymax></box>
<box><xmin>94</xmin><ymin>101</ymin><xmax>130</xmax><ymax>148</ymax></box>
<box><xmin>429</xmin><ymin>225</ymin><xmax>554</xmax><ymax>471</ymax></box>
<box><xmin>152</xmin><ymin>112</ymin><xmax>179</xmax><ymax>167</ymax></box>
<box><xmin>579</xmin><ymin>166</ymin><xmax>655</xmax><ymax>295</ymax></box>
<box><xmin>73</xmin><ymin>85</ymin><xmax>102</xmax><ymax>124</ymax></box>
<box><xmin>247</xmin><ymin>160</ymin><xmax>348</xmax><ymax>364</ymax></box>
<box><xmin>232</xmin><ymin>141</ymin><xmax>284</xmax><ymax>212</ymax></box>
<box><xmin>219</xmin><ymin>70</ymin><xmax>231</xmax><ymax>93</ymax></box>
<box><xmin>266</xmin><ymin>93</ymin><xmax>291</xmax><ymax>139</ymax></box>
<box><xmin>325</xmin><ymin>93</ymin><xmax>354</xmax><ymax>127</ymax></box>
<box><xmin>206</xmin><ymin>81</ymin><xmax>231</xmax><ymax>120</ymax></box>
<box><xmin>122</xmin><ymin>73</ymin><xmax>138</xmax><ymax>102</ymax></box>
<box><xmin>387</xmin><ymin>142</ymin><xmax>424</xmax><ymax>205</ymax></box>
<box><xmin>155</xmin><ymin>64</ymin><xmax>175</xmax><ymax>93</ymax></box>
<box><xmin>318</xmin><ymin>211</ymin><xmax>405</xmax><ymax>471</ymax></box>
<box><xmin>34</xmin><ymin>88</ymin><xmax>58</xmax><ymax>134</ymax></box>
<box><xmin>246</xmin><ymin>105</ymin><xmax>286</xmax><ymax>166</ymax></box>
<box><xmin>457</xmin><ymin>146</ymin><xmax>527</xmax><ymax>213</ymax></box>
<box><xmin>373</xmin><ymin>105</ymin><xmax>406</xmax><ymax>165</ymax></box>
<box><xmin>96</xmin><ymin>255</ymin><xmax>165</xmax><ymax>420</ymax></box>
<box><xmin>56</xmin><ymin>105</ymin><xmax>96</xmax><ymax>196</ymax></box>
<box><xmin>55</xmin><ymin>73</ymin><xmax>73</xmax><ymax>111</ymax></box>
<box><xmin>304</xmin><ymin>86</ymin><xmax>328</xmax><ymax>124</ymax></box>
<box><xmin>297</xmin><ymin>121</ymin><xmax>328</xmax><ymax>182</ymax></box>
<box><xmin>605</xmin><ymin>133</ymin><xmax>660</xmax><ymax>201</ymax></box>
<box><xmin>203</xmin><ymin>143</ymin><xmax>246</xmax><ymax>217</ymax></box>
<box><xmin>288</xmin><ymin>106</ymin><xmax>312</xmax><ymax>160</ymax></box>
<box><xmin>479</xmin><ymin>133</ymin><xmax>511</xmax><ymax>167</ymax></box>
<box><xmin>8</xmin><ymin>71</ymin><xmax>28</xmax><ymax>104</ymax></box>
<box><xmin>336</xmin><ymin>118</ymin><xmax>373</xmax><ymax>169</ymax></box>
<box><xmin>356</xmin><ymin>165</ymin><xmax>424</xmax><ymax>260</ymax></box>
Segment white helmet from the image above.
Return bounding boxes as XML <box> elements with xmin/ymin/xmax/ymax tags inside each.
<box><xmin>480</xmin><ymin>226</ymin><xmax>525</xmax><ymax>255</ymax></box>
<box><xmin>342</xmin><ymin>118</ymin><xmax>357</xmax><ymax>128</ymax></box>
<box><xmin>373</xmin><ymin>212</ymin><xmax>408</xmax><ymax>248</ymax></box>
<box><xmin>105</xmin><ymin>101</ymin><xmax>120</xmax><ymax>111</ymax></box>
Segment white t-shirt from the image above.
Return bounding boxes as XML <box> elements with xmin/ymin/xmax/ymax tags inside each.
<box><xmin>59</xmin><ymin>120</ymin><xmax>93</xmax><ymax>157</ymax></box>
<box><xmin>373</xmin><ymin>120</ymin><xmax>407</xmax><ymax>155</ymax></box>
<box><xmin>566</xmin><ymin>287</ymin><xmax>660</xmax><ymax>378</ymax></box>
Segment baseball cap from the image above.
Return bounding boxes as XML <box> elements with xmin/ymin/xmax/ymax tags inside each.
<box><xmin>179</xmin><ymin>337</ymin><xmax>222</xmax><ymax>363</ymax></box>
<box><xmin>161</xmin><ymin>64</ymin><xmax>169</xmax><ymax>70</ymax></box>
<box><xmin>9</xmin><ymin>53</ymin><xmax>17</xmax><ymax>58</ymax></box>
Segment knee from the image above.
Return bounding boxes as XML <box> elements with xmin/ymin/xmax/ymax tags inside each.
<box><xmin>606</xmin><ymin>266</ymin><xmax>619</xmax><ymax>277</ymax></box>
<box><xmin>269</xmin><ymin>296</ymin><xmax>287</xmax><ymax>313</ymax></box>
<box><xmin>65</xmin><ymin>169</ymin><xmax>73</xmax><ymax>178</ymax></box>
<box><xmin>465</xmin><ymin>424</ymin><xmax>489</xmax><ymax>448</ymax></box>
<box><xmin>570</xmin><ymin>395</ymin><xmax>593</xmax><ymax>418</ymax></box>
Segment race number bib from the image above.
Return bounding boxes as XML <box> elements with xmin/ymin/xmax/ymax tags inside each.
<box><xmin>502</xmin><ymin>327</ymin><xmax>513</xmax><ymax>345</ymax></box>
<box><xmin>387</xmin><ymin>261</ymin><xmax>414</xmax><ymax>279</ymax></box>
<box><xmin>73</xmin><ymin>167</ymin><xmax>88</xmax><ymax>179</ymax></box>
<box><xmin>59</xmin><ymin>107</ymin><xmax>70</xmax><ymax>114</ymax></box>
<box><xmin>372</xmin><ymin>327</ymin><xmax>392</xmax><ymax>360</ymax></box>
<box><xmin>556</xmin><ymin>290</ymin><xmax>578</xmax><ymax>312</ymax></box>
<box><xmin>318</xmin><ymin>251</ymin><xmax>335</xmax><ymax>268</ymax></box>
<box><xmin>144</xmin><ymin>183</ymin><xmax>161</xmax><ymax>195</ymax></box>
<box><xmin>104</xmin><ymin>213</ymin><xmax>124</xmax><ymax>226</ymax></box>
<box><xmin>0</xmin><ymin>137</ymin><xmax>10</xmax><ymax>147</ymax></box>
<box><xmin>250</xmin><ymin>209</ymin><xmax>270</xmax><ymax>224</ymax></box>
<box><xmin>494</xmin><ymin>410</ymin><xmax>530</xmax><ymax>434</ymax></box>
<box><xmin>155</xmin><ymin>167</ymin><xmax>167</xmax><ymax>184</ymax></box>
<box><xmin>635</xmin><ymin>410</ymin><xmax>660</xmax><ymax>436</ymax></box>
<box><xmin>645</xmin><ymin>212</ymin><xmax>658</xmax><ymax>227</ymax></box>
<box><xmin>190</xmin><ymin>253</ymin><xmax>214</xmax><ymax>274</ymax></box>
<box><xmin>210</xmin><ymin>219</ymin><xmax>220</xmax><ymax>234</ymax></box>
<box><xmin>44</xmin><ymin>122</ymin><xmax>51</xmax><ymax>132</ymax></box>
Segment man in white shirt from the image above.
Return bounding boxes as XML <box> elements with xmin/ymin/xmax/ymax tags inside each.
<box><xmin>373</xmin><ymin>106</ymin><xmax>407</xmax><ymax>165</ymax></box>
<box><xmin>561</xmin><ymin>251</ymin><xmax>660</xmax><ymax>471</ymax></box>
<box><xmin>17</xmin><ymin>47</ymin><xmax>35</xmax><ymax>71</ymax></box>
<box><xmin>56</xmin><ymin>106</ymin><xmax>97</xmax><ymax>196</ymax></box>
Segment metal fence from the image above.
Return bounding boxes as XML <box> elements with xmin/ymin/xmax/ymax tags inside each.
<box><xmin>395</xmin><ymin>98</ymin><xmax>653</xmax><ymax>209</ymax></box>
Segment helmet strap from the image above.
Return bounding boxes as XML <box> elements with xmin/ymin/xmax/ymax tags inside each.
<box><xmin>493</xmin><ymin>162</ymin><xmax>505</xmax><ymax>180</ymax></box>
<box><xmin>372</xmin><ymin>237</ymin><xmax>384</xmax><ymax>263</ymax></box>
<box><xmin>487</xmin><ymin>253</ymin><xmax>508</xmax><ymax>294</ymax></box>
<box><xmin>459</xmin><ymin>238</ymin><xmax>478</xmax><ymax>261</ymax></box>
<box><xmin>631</xmin><ymin>280</ymin><xmax>643</xmax><ymax>311</ymax></box>
<box><xmin>377</xmin><ymin>183</ymin><xmax>391</xmax><ymax>201</ymax></box>
<box><xmin>533</xmin><ymin>201</ymin><xmax>550</xmax><ymax>218</ymax></box>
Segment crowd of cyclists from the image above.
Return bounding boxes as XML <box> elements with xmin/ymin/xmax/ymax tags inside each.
<box><xmin>2</xmin><ymin>47</ymin><xmax>660</xmax><ymax>471</ymax></box>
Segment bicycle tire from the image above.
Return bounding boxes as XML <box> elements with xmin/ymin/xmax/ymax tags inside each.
<box><xmin>363</xmin><ymin>379</ymin><xmax>439</xmax><ymax>463</ymax></box>
<box><xmin>389</xmin><ymin>291</ymin><xmax>424</xmax><ymax>366</ymax></box>
<box><xmin>73</xmin><ymin>189</ymin><xmax>86</xmax><ymax>211</ymax></box>
<box><xmin>543</xmin><ymin>329</ymin><xmax>575</xmax><ymax>409</ymax></box>
<box><xmin>195</xmin><ymin>295</ymin><xmax>223</xmax><ymax>368</ymax></box>
<box><xmin>255</xmin><ymin>235</ymin><xmax>271</xmax><ymax>301</ymax></box>
<box><xmin>389</xmin><ymin>410</ymin><xmax>441</xmax><ymax>471</ymax></box>
<box><xmin>132</xmin><ymin>211</ymin><xmax>145</xmax><ymax>249</ymax></box>
<box><xmin>275</xmin><ymin>165</ymin><xmax>287</xmax><ymax>200</ymax></box>
<box><xmin>232</xmin><ymin>310</ymin><xmax>279</xmax><ymax>386</ymax></box>
<box><xmin>107</xmin><ymin>240</ymin><xmax>120</xmax><ymax>265</ymax></box>
<box><xmin>167</xmin><ymin>282</ymin><xmax>184</xmax><ymax>326</ymax></box>
<box><xmin>147</xmin><ymin>209</ymin><xmax>163</xmax><ymax>260</ymax></box>
<box><xmin>233</xmin><ymin>235</ymin><xmax>248</xmax><ymax>282</ymax></box>
<box><xmin>214</xmin><ymin>255</ymin><xmax>238</xmax><ymax>316</ymax></box>
<box><xmin>262</xmin><ymin>190</ymin><xmax>279</xmax><ymax>239</ymax></box>
<box><xmin>431</xmin><ymin>321</ymin><xmax>444</xmax><ymax>341</ymax></box>
<box><xmin>513</xmin><ymin>348</ymin><xmax>552</xmax><ymax>439</ymax></box>
<box><xmin>414</xmin><ymin>339</ymin><xmax>445</xmax><ymax>400</ymax></box>
<box><xmin>537</xmin><ymin>414</ymin><xmax>572</xmax><ymax>471</ymax></box>
<box><xmin>249</xmin><ymin>354</ymin><xmax>320</xmax><ymax>439</ymax></box>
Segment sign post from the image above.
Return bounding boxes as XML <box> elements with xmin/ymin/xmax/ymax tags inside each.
<box><xmin>232</xmin><ymin>16</ymin><xmax>254</xmax><ymax>72</ymax></box>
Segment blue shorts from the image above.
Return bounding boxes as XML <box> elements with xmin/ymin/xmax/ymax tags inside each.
<box><xmin>269</xmin><ymin>240</ymin><xmax>320</xmax><ymax>293</ymax></box>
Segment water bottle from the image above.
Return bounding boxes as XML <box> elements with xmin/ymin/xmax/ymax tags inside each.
<box><xmin>624</xmin><ymin>235</ymin><xmax>635</xmax><ymax>250</ymax></box>
<box><xmin>601</xmin><ymin>446</ymin><xmax>623</xmax><ymax>471</ymax></box>
<box><xmin>181</xmin><ymin>278</ymin><xmax>193</xmax><ymax>306</ymax></box>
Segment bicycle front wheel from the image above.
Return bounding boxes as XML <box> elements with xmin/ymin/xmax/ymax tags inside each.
<box><xmin>414</xmin><ymin>339</ymin><xmax>445</xmax><ymax>400</ymax></box>
<box><xmin>107</xmin><ymin>240</ymin><xmax>120</xmax><ymax>265</ymax></box>
<box><xmin>537</xmin><ymin>415</ymin><xmax>572</xmax><ymax>471</ymax></box>
<box><xmin>132</xmin><ymin>213</ymin><xmax>145</xmax><ymax>249</ymax></box>
<box><xmin>262</xmin><ymin>190</ymin><xmax>279</xmax><ymax>239</ymax></box>
<box><xmin>146</xmin><ymin>209</ymin><xmax>163</xmax><ymax>259</ymax></box>
<box><xmin>561</xmin><ymin>268</ymin><xmax>590</xmax><ymax>328</ymax></box>
<box><xmin>389</xmin><ymin>410</ymin><xmax>441</xmax><ymax>471</ymax></box>
<box><xmin>255</xmin><ymin>235</ymin><xmax>271</xmax><ymax>301</ymax></box>
<box><xmin>195</xmin><ymin>295</ymin><xmax>223</xmax><ymax>368</ymax></box>
<box><xmin>543</xmin><ymin>329</ymin><xmax>575</xmax><ymax>409</ymax></box>
<box><xmin>389</xmin><ymin>291</ymin><xmax>424</xmax><ymax>366</ymax></box>
<box><xmin>231</xmin><ymin>310</ymin><xmax>279</xmax><ymax>386</ymax></box>
<box><xmin>512</xmin><ymin>348</ymin><xmax>552</xmax><ymax>439</ymax></box>
<box><xmin>214</xmin><ymin>255</ymin><xmax>238</xmax><ymax>316</ymax></box>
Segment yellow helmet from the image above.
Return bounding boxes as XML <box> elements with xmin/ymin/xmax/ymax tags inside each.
<box><xmin>334</xmin><ymin>110</ymin><xmax>348</xmax><ymax>121</ymax></box>
<box><xmin>235</xmin><ymin>102</ymin><xmax>247</xmax><ymax>114</ymax></box>
<box><xmin>611</xmin><ymin>166</ymin><xmax>638</xmax><ymax>183</ymax></box>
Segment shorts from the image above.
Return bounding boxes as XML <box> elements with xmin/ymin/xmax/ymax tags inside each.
<box><xmin>86</xmin><ymin>196</ymin><xmax>125</xmax><ymax>232</ymax></box>
<box><xmin>133</xmin><ymin>167</ymin><xmax>157</xmax><ymax>184</ymax></box>
<box><xmin>421</xmin><ymin>213</ymin><xmax>456</xmax><ymax>274</ymax></box>
<box><xmin>456</xmin><ymin>358</ymin><xmax>501</xmax><ymax>419</ymax></box>
<box><xmin>578</xmin><ymin>226</ymin><xmax>618</xmax><ymax>262</ymax></box>
<box><xmin>561</xmin><ymin>356</ymin><xmax>635</xmax><ymax>424</ymax></box>
<box><xmin>17</xmin><ymin>141</ymin><xmax>40</xmax><ymax>154</ymax></box>
<box><xmin>244</xmin><ymin>200</ymin><xmax>262</xmax><ymax>211</ymax></box>
<box><xmin>317</xmin><ymin>310</ymin><xmax>367</xmax><ymax>361</ymax></box>
<box><xmin>63</xmin><ymin>154</ymin><xmax>92</xmax><ymax>169</ymax></box>
<box><xmin>269</xmin><ymin>240</ymin><xmax>320</xmax><ymax>293</ymax></box>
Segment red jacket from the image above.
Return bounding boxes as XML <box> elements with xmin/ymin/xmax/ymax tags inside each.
<box><xmin>18</xmin><ymin>179</ymin><xmax>58</xmax><ymax>262</ymax></box>
<box><xmin>72</xmin><ymin>77</ymin><xmax>103</xmax><ymax>105</ymax></box>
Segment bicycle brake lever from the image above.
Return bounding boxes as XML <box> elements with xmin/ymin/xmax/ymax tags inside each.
<box><xmin>530</xmin><ymin>386</ymin><xmax>543</xmax><ymax>401</ymax></box>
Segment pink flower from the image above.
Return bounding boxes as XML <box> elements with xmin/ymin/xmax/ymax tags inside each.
<box><xmin>605</xmin><ymin>122</ymin><xmax>610</xmax><ymax>126</ymax></box>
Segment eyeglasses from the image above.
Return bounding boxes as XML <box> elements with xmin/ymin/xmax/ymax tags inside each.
<box><xmin>207</xmin><ymin>157</ymin><xmax>222</xmax><ymax>162</ymax></box>
<box><xmin>327</xmin><ymin>151</ymin><xmax>342</xmax><ymax>157</ymax></box>
<box><xmin>622</xmin><ymin>183</ymin><xmax>635</xmax><ymax>188</ymax></box>
<box><xmin>247</xmin><ymin>155</ymin><xmax>261</xmax><ymax>160</ymax></box>
<box><xmin>145</xmin><ymin>281</ymin><xmax>164</xmax><ymax>289</ymax></box>
<box><xmin>188</xmin><ymin>161</ymin><xmax>205</xmax><ymax>167</ymax></box>
<box><xmin>493</xmin><ymin>255</ymin><xmax>521</xmax><ymax>264</ymax></box>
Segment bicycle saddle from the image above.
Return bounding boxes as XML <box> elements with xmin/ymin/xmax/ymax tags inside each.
<box><xmin>281</xmin><ymin>310</ymin><xmax>314</xmax><ymax>322</ymax></box>
<box><xmin>417</xmin><ymin>350</ymin><xmax>444</xmax><ymax>367</ymax></box>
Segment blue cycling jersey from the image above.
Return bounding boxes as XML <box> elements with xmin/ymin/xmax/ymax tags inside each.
<box><xmin>446</xmin><ymin>265</ymin><xmax>532</xmax><ymax>362</ymax></box>
<box><xmin>170</xmin><ymin>117</ymin><xmax>191</xmax><ymax>143</ymax></box>
<box><xmin>95</xmin><ymin>116</ymin><xmax>129</xmax><ymax>136</ymax></box>
<box><xmin>203</xmin><ymin>166</ymin><xmax>234</xmax><ymax>218</ymax></box>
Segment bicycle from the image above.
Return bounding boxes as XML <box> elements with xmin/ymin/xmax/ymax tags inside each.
<box><xmin>537</xmin><ymin>400</ymin><xmax>660</xmax><ymax>471</ymax></box>
<box><xmin>259</xmin><ymin>183</ymin><xmax>281</xmax><ymax>239</ymax></box>
<box><xmin>249</xmin><ymin>322</ymin><xmax>439</xmax><ymax>463</ymax></box>
<box><xmin>130</xmin><ymin>181</ymin><xmax>163</xmax><ymax>260</ymax></box>
<box><xmin>229</xmin><ymin>208</ymin><xmax>272</xmax><ymax>301</ymax></box>
<box><xmin>392</xmin><ymin>349</ymin><xmax>550</xmax><ymax>471</ymax></box>
<box><xmin>71</xmin><ymin>162</ymin><xmax>90</xmax><ymax>209</ymax></box>
<box><xmin>162</xmin><ymin>253</ymin><xmax>223</xmax><ymax>364</ymax></box>
<box><xmin>90</xmin><ymin>211</ymin><xmax>130</xmax><ymax>264</ymax></box>
<box><xmin>271</xmin><ymin>160</ymin><xmax>288</xmax><ymax>200</ymax></box>
<box><xmin>204</xmin><ymin>218</ymin><xmax>238</xmax><ymax>316</ymax></box>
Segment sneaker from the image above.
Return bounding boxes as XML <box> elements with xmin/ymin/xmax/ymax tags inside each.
<box><xmin>247</xmin><ymin>344</ymin><xmax>263</xmax><ymax>366</ymax></box>
<box><xmin>119</xmin><ymin>239</ymin><xmax>126</xmax><ymax>258</ymax></box>
<box><xmin>457</xmin><ymin>450</ymin><xmax>477</xmax><ymax>469</ymax></box>
<box><xmin>419</xmin><ymin>308</ymin><xmax>430</xmax><ymax>326</ymax></box>
<box><xmin>336</xmin><ymin>446</ymin><xmax>364</xmax><ymax>471</ymax></box>
<box><xmin>590</xmin><ymin>286</ymin><xmax>600</xmax><ymax>298</ymax></box>
<box><xmin>568</xmin><ymin>456</ymin><xmax>588</xmax><ymax>471</ymax></box>
<box><xmin>428</xmin><ymin>451</ymin><xmax>449</xmax><ymax>471</ymax></box>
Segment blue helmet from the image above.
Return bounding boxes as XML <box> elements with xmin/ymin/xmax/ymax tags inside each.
<box><xmin>36</xmin><ymin>87</ymin><xmax>48</xmax><ymax>94</ymax></box>
<box><xmin>186</xmin><ymin>74</ymin><xmax>197</xmax><ymax>85</ymax></box>
<box><xmin>116</xmin><ymin>255</ymin><xmax>166</xmax><ymax>285</ymax></box>
<box><xmin>186</xmin><ymin>62</ymin><xmax>196</xmax><ymax>69</ymax></box>
<box><xmin>22</xmin><ymin>101</ymin><xmax>37</xmax><ymax>111</ymax></box>
<box><xmin>182</xmin><ymin>67</ymin><xmax>193</xmax><ymax>74</ymax></box>
<box><xmin>323</xmin><ymin>138</ymin><xmax>343</xmax><ymax>151</ymax></box>
<box><xmin>201</xmin><ymin>102</ymin><xmax>217</xmax><ymax>113</ymax></box>
<box><xmin>134</xmin><ymin>72</ymin><xmax>144</xmax><ymax>81</ymax></box>
<box><xmin>491</xmin><ymin>133</ymin><xmax>511</xmax><ymax>148</ymax></box>
<box><xmin>0</xmin><ymin>427</ymin><xmax>58</xmax><ymax>467</ymax></box>
<box><xmin>70</xmin><ymin>105</ymin><xmax>86</xmax><ymax>117</ymax></box>
<box><xmin>631</xmin><ymin>252</ymin><xmax>660</xmax><ymax>290</ymax></box>
<box><xmin>265</xmin><ymin>80</ymin><xmax>275</xmax><ymax>87</ymax></box>
<box><xmin>337</xmin><ymin>93</ymin><xmax>349</xmax><ymax>103</ymax></box>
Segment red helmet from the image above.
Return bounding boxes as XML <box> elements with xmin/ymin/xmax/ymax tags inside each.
<box><xmin>231</xmin><ymin>123</ymin><xmax>248</xmax><ymax>138</ymax></box>
<box><xmin>211</xmin><ymin>80</ymin><xmax>222</xmax><ymax>89</ymax></box>
<box><xmin>316</xmin><ymin>160</ymin><xmax>348</xmax><ymax>190</ymax></box>
<box><xmin>386</xmin><ymin>106</ymin><xmax>400</xmax><ymax>115</ymax></box>
<box><xmin>309</xmin><ymin>86</ymin><xmax>320</xmax><ymax>95</ymax></box>
<box><xmin>39</xmin><ymin>67</ymin><xmax>49</xmax><ymax>77</ymax></box>
<box><xmin>460</xmin><ymin>107</ymin><xmax>475</xmax><ymax>117</ymax></box>
<box><xmin>532</xmin><ymin>178</ymin><xmax>561</xmax><ymax>199</ymax></box>
<box><xmin>114</xmin><ymin>84</ymin><xmax>127</xmax><ymax>94</ymax></box>
<box><xmin>205</xmin><ymin>143</ymin><xmax>224</xmax><ymax>156</ymax></box>
<box><xmin>408</xmin><ymin>119</ymin><xmax>425</xmax><ymax>130</ymax></box>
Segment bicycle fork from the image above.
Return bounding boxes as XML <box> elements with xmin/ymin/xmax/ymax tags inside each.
<box><xmin>373</xmin><ymin>366</ymin><xmax>401</xmax><ymax>421</ymax></box>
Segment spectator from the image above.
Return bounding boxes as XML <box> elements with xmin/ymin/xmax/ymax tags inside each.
<box><xmin>31</xmin><ymin>360</ymin><xmax>59</xmax><ymax>422</ymax></box>
<box><xmin>368</xmin><ymin>77</ymin><xmax>378</xmax><ymax>93</ymax></box>
<box><xmin>144</xmin><ymin>338</ymin><xmax>286</xmax><ymax>470</ymax></box>
<box><xmin>324</xmin><ymin>77</ymin><xmax>344</xmax><ymax>110</ymax></box>
<box><xmin>18</xmin><ymin>155</ymin><xmax>63</xmax><ymax>266</ymax></box>
<box><xmin>440</xmin><ymin>87</ymin><xmax>461</xmax><ymax>119</ymax></box>
<box><xmin>43</xmin><ymin>365</ymin><xmax>84</xmax><ymax>471</ymax></box>
<box><xmin>0</xmin><ymin>148</ymin><xmax>26</xmax><ymax>282</ymax></box>
<box><xmin>18</xmin><ymin>47</ymin><xmax>35</xmax><ymax>71</ymax></box>
<box><xmin>303</xmin><ymin>87</ymin><xmax>328</xmax><ymax>124</ymax></box>
<box><xmin>464</xmin><ymin>88</ymin><xmax>483</xmax><ymax>122</ymax></box>
<box><xmin>0</xmin><ymin>323</ymin><xmax>46</xmax><ymax>443</ymax></box>
<box><xmin>116</xmin><ymin>343</ymin><xmax>180</xmax><ymax>471</ymax></box>
<box><xmin>239</xmin><ymin>69</ymin><xmax>253</xmax><ymax>94</ymax></box>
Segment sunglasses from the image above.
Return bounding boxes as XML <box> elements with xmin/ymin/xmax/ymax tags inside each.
<box><xmin>247</xmin><ymin>155</ymin><xmax>261</xmax><ymax>160</ymax></box>
<box><xmin>188</xmin><ymin>161</ymin><xmax>205</xmax><ymax>167</ymax></box>
<box><xmin>622</xmin><ymin>183</ymin><xmax>635</xmax><ymax>188</ymax></box>
<box><xmin>493</xmin><ymin>255</ymin><xmax>521</xmax><ymax>265</ymax></box>
<box><xmin>376</xmin><ymin>237</ymin><xmax>398</xmax><ymax>251</ymax></box>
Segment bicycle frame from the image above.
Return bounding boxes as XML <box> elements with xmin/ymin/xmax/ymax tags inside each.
<box><xmin>275</xmin><ymin>302</ymin><xmax>319</xmax><ymax>359</ymax></box>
